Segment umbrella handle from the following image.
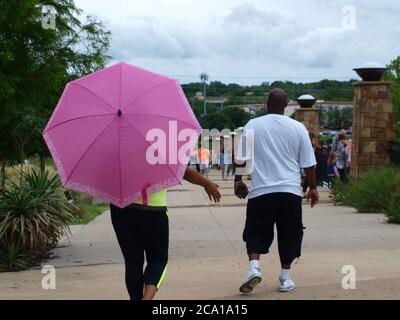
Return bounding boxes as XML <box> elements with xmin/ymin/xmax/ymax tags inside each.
<box><xmin>141</xmin><ymin>183</ymin><xmax>151</xmax><ymax>206</ymax></box>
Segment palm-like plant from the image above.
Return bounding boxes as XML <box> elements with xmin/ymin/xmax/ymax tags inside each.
<box><xmin>0</xmin><ymin>241</ymin><xmax>27</xmax><ymax>272</ymax></box>
<box><xmin>0</xmin><ymin>169</ymin><xmax>77</xmax><ymax>254</ymax></box>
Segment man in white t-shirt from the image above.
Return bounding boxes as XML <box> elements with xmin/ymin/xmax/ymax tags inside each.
<box><xmin>234</xmin><ymin>88</ymin><xmax>319</xmax><ymax>294</ymax></box>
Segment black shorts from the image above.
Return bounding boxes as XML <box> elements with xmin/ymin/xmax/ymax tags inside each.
<box><xmin>243</xmin><ymin>192</ymin><xmax>304</xmax><ymax>265</ymax></box>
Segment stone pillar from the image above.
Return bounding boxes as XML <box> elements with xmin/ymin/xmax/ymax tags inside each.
<box><xmin>351</xmin><ymin>81</ymin><xmax>396</xmax><ymax>179</ymax></box>
<box><xmin>295</xmin><ymin>108</ymin><xmax>320</xmax><ymax>136</ymax></box>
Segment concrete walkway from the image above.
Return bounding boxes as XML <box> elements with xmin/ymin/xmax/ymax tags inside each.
<box><xmin>1</xmin><ymin>171</ymin><xmax>399</xmax><ymax>299</ymax></box>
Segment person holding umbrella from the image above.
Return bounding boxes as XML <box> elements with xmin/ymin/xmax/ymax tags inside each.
<box><xmin>42</xmin><ymin>62</ymin><xmax>221</xmax><ymax>300</ymax></box>
<box><xmin>110</xmin><ymin>167</ymin><xmax>220</xmax><ymax>300</ymax></box>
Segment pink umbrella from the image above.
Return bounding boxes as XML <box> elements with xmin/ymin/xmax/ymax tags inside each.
<box><xmin>43</xmin><ymin>62</ymin><xmax>201</xmax><ymax>208</ymax></box>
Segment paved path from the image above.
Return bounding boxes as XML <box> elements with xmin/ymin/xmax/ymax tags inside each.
<box><xmin>1</xmin><ymin>171</ymin><xmax>399</xmax><ymax>299</ymax></box>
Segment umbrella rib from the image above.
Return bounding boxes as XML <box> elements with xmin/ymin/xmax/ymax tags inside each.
<box><xmin>124</xmin><ymin>79</ymin><xmax>175</xmax><ymax>113</ymax></box>
<box><xmin>64</xmin><ymin>116</ymin><xmax>117</xmax><ymax>184</ymax></box>
<box><xmin>123</xmin><ymin>116</ymin><xmax>179</xmax><ymax>181</ymax></box>
<box><xmin>70</xmin><ymin>83</ymin><xmax>117</xmax><ymax>112</ymax></box>
<box><xmin>43</xmin><ymin>113</ymin><xmax>115</xmax><ymax>133</ymax></box>
<box><xmin>118</xmin><ymin>63</ymin><xmax>123</xmax><ymax>206</ymax></box>
<box><xmin>123</xmin><ymin>113</ymin><xmax>201</xmax><ymax>131</ymax></box>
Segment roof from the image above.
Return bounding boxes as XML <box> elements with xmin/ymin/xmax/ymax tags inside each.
<box><xmin>316</xmin><ymin>101</ymin><xmax>353</xmax><ymax>105</ymax></box>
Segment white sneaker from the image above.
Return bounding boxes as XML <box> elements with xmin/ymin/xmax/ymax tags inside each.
<box><xmin>239</xmin><ymin>269</ymin><xmax>262</xmax><ymax>294</ymax></box>
<box><xmin>278</xmin><ymin>277</ymin><xmax>296</xmax><ymax>292</ymax></box>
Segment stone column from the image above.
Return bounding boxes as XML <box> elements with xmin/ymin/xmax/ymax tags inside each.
<box><xmin>295</xmin><ymin>108</ymin><xmax>320</xmax><ymax>136</ymax></box>
<box><xmin>351</xmin><ymin>81</ymin><xmax>396</xmax><ymax>179</ymax></box>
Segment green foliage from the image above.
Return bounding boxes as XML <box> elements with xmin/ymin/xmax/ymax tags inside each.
<box><xmin>320</xmin><ymin>107</ymin><xmax>353</xmax><ymax>129</ymax></box>
<box><xmin>332</xmin><ymin>178</ymin><xmax>351</xmax><ymax>206</ymax></box>
<box><xmin>182</xmin><ymin>79</ymin><xmax>354</xmax><ymax>109</ymax></box>
<box><xmin>0</xmin><ymin>241</ymin><xmax>28</xmax><ymax>272</ymax></box>
<box><xmin>269</xmin><ymin>80</ymin><xmax>354</xmax><ymax>101</ymax></box>
<box><xmin>223</xmin><ymin>107</ymin><xmax>251</xmax><ymax>128</ymax></box>
<box><xmin>200</xmin><ymin>112</ymin><xmax>233</xmax><ymax>131</ymax></box>
<box><xmin>66</xmin><ymin>191</ymin><xmax>107</xmax><ymax>225</ymax></box>
<box><xmin>320</xmin><ymin>135</ymin><xmax>333</xmax><ymax>145</ymax></box>
<box><xmin>254</xmin><ymin>107</ymin><xmax>268</xmax><ymax>118</ymax></box>
<box><xmin>0</xmin><ymin>0</ymin><xmax>111</xmax><ymax>167</ymax></box>
<box><xmin>386</xmin><ymin>186</ymin><xmax>400</xmax><ymax>224</ymax></box>
<box><xmin>386</xmin><ymin>57</ymin><xmax>400</xmax><ymax>137</ymax></box>
<box><xmin>184</xmin><ymin>79</ymin><xmax>354</xmax><ymax>131</ymax></box>
<box><xmin>396</xmin><ymin>121</ymin><xmax>400</xmax><ymax>140</ymax></box>
<box><xmin>0</xmin><ymin>169</ymin><xmax>78</xmax><ymax>271</ymax></box>
<box><xmin>195</xmin><ymin>106</ymin><xmax>251</xmax><ymax>131</ymax></box>
<box><xmin>74</xmin><ymin>203</ymin><xmax>108</xmax><ymax>225</ymax></box>
<box><xmin>333</xmin><ymin>167</ymin><xmax>400</xmax><ymax>223</ymax></box>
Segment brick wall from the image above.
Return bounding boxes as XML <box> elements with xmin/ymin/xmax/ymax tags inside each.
<box><xmin>351</xmin><ymin>81</ymin><xmax>396</xmax><ymax>178</ymax></box>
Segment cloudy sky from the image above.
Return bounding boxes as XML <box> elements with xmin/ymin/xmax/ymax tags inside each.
<box><xmin>75</xmin><ymin>0</ymin><xmax>400</xmax><ymax>84</ymax></box>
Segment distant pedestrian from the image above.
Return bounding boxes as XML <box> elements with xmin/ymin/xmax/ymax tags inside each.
<box><xmin>332</xmin><ymin>129</ymin><xmax>347</xmax><ymax>153</ymax></box>
<box><xmin>336</xmin><ymin>134</ymin><xmax>348</xmax><ymax>183</ymax></box>
<box><xmin>198</xmin><ymin>147</ymin><xmax>210</xmax><ymax>178</ymax></box>
<box><xmin>327</xmin><ymin>151</ymin><xmax>339</xmax><ymax>196</ymax></box>
<box><xmin>219</xmin><ymin>147</ymin><xmax>228</xmax><ymax>180</ymax></box>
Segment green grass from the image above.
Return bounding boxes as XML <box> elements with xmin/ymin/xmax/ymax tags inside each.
<box><xmin>73</xmin><ymin>203</ymin><xmax>108</xmax><ymax>225</ymax></box>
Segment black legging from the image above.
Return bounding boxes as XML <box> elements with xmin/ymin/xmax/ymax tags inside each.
<box><xmin>110</xmin><ymin>204</ymin><xmax>169</xmax><ymax>300</ymax></box>
<box><xmin>338</xmin><ymin>168</ymin><xmax>348</xmax><ymax>183</ymax></box>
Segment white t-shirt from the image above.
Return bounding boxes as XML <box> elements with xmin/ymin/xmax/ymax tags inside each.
<box><xmin>236</xmin><ymin>114</ymin><xmax>316</xmax><ymax>198</ymax></box>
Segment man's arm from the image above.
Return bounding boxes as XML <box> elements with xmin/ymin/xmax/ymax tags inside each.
<box><xmin>183</xmin><ymin>167</ymin><xmax>221</xmax><ymax>203</ymax></box>
<box><xmin>304</xmin><ymin>166</ymin><xmax>319</xmax><ymax>208</ymax></box>
<box><xmin>234</xmin><ymin>161</ymin><xmax>248</xmax><ymax>199</ymax></box>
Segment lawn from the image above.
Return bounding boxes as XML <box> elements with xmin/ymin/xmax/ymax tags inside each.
<box><xmin>73</xmin><ymin>202</ymin><xmax>109</xmax><ymax>225</ymax></box>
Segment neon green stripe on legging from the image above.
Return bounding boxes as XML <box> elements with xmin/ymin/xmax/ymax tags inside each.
<box><xmin>157</xmin><ymin>264</ymin><xmax>168</xmax><ymax>289</ymax></box>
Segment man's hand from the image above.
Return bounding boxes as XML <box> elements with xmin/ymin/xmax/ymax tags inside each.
<box><xmin>234</xmin><ymin>181</ymin><xmax>249</xmax><ymax>199</ymax></box>
<box><xmin>306</xmin><ymin>188</ymin><xmax>319</xmax><ymax>208</ymax></box>
<box><xmin>204</xmin><ymin>181</ymin><xmax>221</xmax><ymax>203</ymax></box>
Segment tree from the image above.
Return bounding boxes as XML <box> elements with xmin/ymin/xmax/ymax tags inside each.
<box><xmin>0</xmin><ymin>0</ymin><xmax>111</xmax><ymax>180</ymax></box>
<box><xmin>254</xmin><ymin>107</ymin><xmax>267</xmax><ymax>118</ymax></box>
<box><xmin>320</xmin><ymin>107</ymin><xmax>353</xmax><ymax>129</ymax></box>
<box><xmin>386</xmin><ymin>57</ymin><xmax>400</xmax><ymax>138</ymax></box>
<box><xmin>222</xmin><ymin>107</ymin><xmax>251</xmax><ymax>128</ymax></box>
<box><xmin>200</xmin><ymin>112</ymin><xmax>233</xmax><ymax>131</ymax></box>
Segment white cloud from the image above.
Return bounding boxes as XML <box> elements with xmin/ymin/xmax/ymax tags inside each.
<box><xmin>74</xmin><ymin>0</ymin><xmax>400</xmax><ymax>84</ymax></box>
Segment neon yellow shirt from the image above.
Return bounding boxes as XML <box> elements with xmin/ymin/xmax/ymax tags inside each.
<box><xmin>134</xmin><ymin>190</ymin><xmax>167</xmax><ymax>207</ymax></box>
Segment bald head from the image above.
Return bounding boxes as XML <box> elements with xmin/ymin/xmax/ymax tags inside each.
<box><xmin>267</xmin><ymin>88</ymin><xmax>288</xmax><ymax>114</ymax></box>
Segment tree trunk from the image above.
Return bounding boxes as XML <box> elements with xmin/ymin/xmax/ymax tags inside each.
<box><xmin>0</xmin><ymin>161</ymin><xmax>5</xmax><ymax>188</ymax></box>
<box><xmin>40</xmin><ymin>154</ymin><xmax>46</xmax><ymax>173</ymax></box>
<box><xmin>19</xmin><ymin>140</ymin><xmax>25</xmax><ymax>188</ymax></box>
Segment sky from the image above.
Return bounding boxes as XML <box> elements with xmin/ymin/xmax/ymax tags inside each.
<box><xmin>74</xmin><ymin>0</ymin><xmax>400</xmax><ymax>85</ymax></box>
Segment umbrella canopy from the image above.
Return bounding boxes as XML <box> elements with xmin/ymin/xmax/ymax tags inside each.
<box><xmin>43</xmin><ymin>62</ymin><xmax>201</xmax><ymax>208</ymax></box>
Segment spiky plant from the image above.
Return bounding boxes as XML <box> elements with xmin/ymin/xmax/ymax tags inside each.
<box><xmin>0</xmin><ymin>169</ymin><xmax>78</xmax><ymax>254</ymax></box>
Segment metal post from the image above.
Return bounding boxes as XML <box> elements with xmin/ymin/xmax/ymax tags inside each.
<box><xmin>200</xmin><ymin>73</ymin><xmax>209</xmax><ymax>116</ymax></box>
<box><xmin>203</xmin><ymin>79</ymin><xmax>207</xmax><ymax>115</ymax></box>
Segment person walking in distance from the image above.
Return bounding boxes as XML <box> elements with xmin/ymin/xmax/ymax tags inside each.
<box><xmin>336</xmin><ymin>134</ymin><xmax>349</xmax><ymax>183</ymax></box>
<box><xmin>234</xmin><ymin>88</ymin><xmax>319</xmax><ymax>293</ymax></box>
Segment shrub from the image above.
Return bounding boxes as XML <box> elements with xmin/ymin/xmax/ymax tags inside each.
<box><xmin>333</xmin><ymin>166</ymin><xmax>400</xmax><ymax>222</ymax></box>
<box><xmin>0</xmin><ymin>169</ymin><xmax>78</xmax><ymax>271</ymax></box>
<box><xmin>0</xmin><ymin>241</ymin><xmax>27</xmax><ymax>272</ymax></box>
<box><xmin>385</xmin><ymin>182</ymin><xmax>400</xmax><ymax>224</ymax></box>
<box><xmin>332</xmin><ymin>177</ymin><xmax>351</xmax><ymax>206</ymax></box>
